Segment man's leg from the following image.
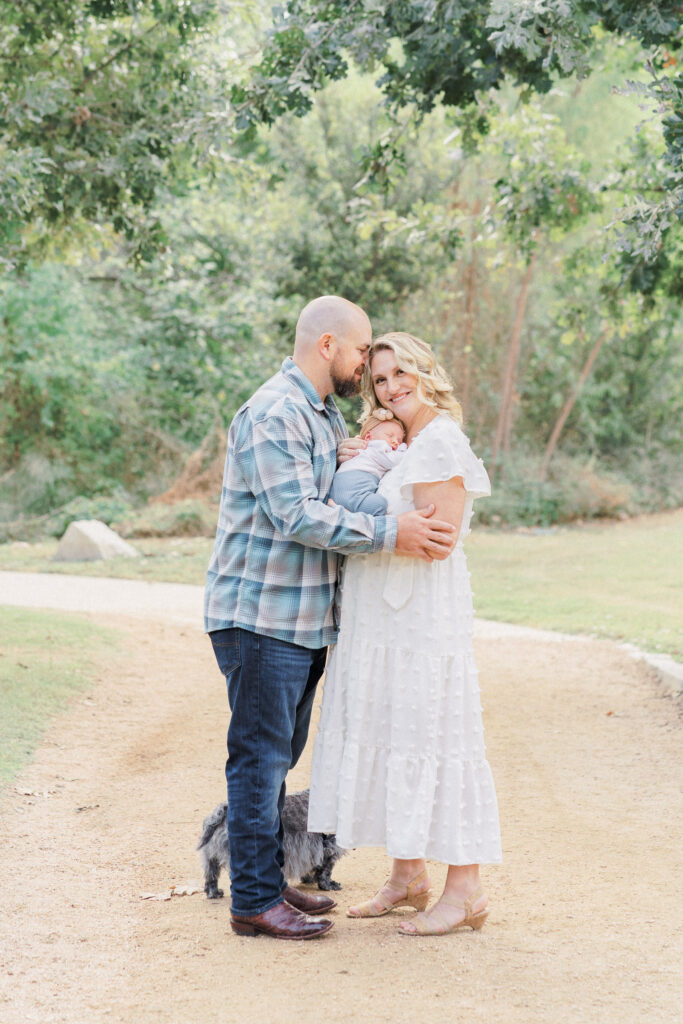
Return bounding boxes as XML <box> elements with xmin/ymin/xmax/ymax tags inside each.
<box><xmin>210</xmin><ymin>627</ymin><xmax>325</xmax><ymax>918</ymax></box>
<box><xmin>274</xmin><ymin>646</ymin><xmax>328</xmax><ymax>866</ymax></box>
<box><xmin>292</xmin><ymin>646</ymin><xmax>328</xmax><ymax>768</ymax></box>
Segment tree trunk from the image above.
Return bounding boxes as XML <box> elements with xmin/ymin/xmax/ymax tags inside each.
<box><xmin>460</xmin><ymin>201</ymin><xmax>481</xmax><ymax>422</ymax></box>
<box><xmin>540</xmin><ymin>328</ymin><xmax>609</xmax><ymax>481</ymax></box>
<box><xmin>491</xmin><ymin>243</ymin><xmax>539</xmax><ymax>474</ymax></box>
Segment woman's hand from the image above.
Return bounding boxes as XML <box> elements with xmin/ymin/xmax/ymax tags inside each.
<box><xmin>337</xmin><ymin>436</ymin><xmax>367</xmax><ymax>466</ymax></box>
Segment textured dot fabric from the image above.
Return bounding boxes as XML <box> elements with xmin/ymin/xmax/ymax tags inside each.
<box><xmin>308</xmin><ymin>415</ymin><xmax>502</xmax><ymax>864</ymax></box>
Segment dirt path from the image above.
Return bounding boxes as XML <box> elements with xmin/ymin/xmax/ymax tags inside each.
<box><xmin>0</xmin><ymin>603</ymin><xmax>681</xmax><ymax>1024</ymax></box>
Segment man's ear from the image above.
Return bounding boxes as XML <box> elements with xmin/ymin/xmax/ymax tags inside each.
<box><xmin>317</xmin><ymin>332</ymin><xmax>335</xmax><ymax>362</ymax></box>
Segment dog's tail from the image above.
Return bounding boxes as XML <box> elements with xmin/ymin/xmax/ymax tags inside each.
<box><xmin>197</xmin><ymin>802</ymin><xmax>227</xmax><ymax>850</ymax></box>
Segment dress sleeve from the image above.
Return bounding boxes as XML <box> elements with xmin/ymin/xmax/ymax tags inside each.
<box><xmin>399</xmin><ymin>416</ymin><xmax>491</xmax><ymax>502</ymax></box>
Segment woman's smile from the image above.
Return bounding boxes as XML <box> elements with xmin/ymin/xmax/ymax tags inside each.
<box><xmin>389</xmin><ymin>389</ymin><xmax>410</xmax><ymax>404</ymax></box>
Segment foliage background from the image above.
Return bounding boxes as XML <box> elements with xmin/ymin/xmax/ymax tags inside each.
<box><xmin>0</xmin><ymin>0</ymin><xmax>681</xmax><ymax>531</ymax></box>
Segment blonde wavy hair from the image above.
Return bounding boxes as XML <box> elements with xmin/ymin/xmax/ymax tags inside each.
<box><xmin>360</xmin><ymin>332</ymin><xmax>463</xmax><ymax>426</ymax></box>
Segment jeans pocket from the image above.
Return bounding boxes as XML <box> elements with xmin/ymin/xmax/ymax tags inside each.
<box><xmin>210</xmin><ymin>630</ymin><xmax>241</xmax><ymax>678</ymax></box>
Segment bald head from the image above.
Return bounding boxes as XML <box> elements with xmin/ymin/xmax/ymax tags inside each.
<box><xmin>294</xmin><ymin>296</ymin><xmax>370</xmax><ymax>357</ymax></box>
<box><xmin>293</xmin><ymin>295</ymin><xmax>372</xmax><ymax>400</ymax></box>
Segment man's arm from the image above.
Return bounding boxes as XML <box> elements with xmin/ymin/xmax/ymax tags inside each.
<box><xmin>394</xmin><ymin>504</ymin><xmax>457</xmax><ymax>562</ymax></box>
<box><xmin>234</xmin><ymin>415</ymin><xmax>395</xmax><ymax>555</ymax></box>
<box><xmin>236</xmin><ymin>414</ymin><xmax>457</xmax><ymax>562</ymax></box>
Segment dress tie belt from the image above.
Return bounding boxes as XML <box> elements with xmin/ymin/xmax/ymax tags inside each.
<box><xmin>382</xmin><ymin>557</ymin><xmax>414</xmax><ymax>610</ymax></box>
<box><xmin>381</xmin><ymin>541</ymin><xmax>464</xmax><ymax>611</ymax></box>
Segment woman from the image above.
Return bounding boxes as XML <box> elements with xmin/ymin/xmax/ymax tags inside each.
<box><xmin>308</xmin><ymin>332</ymin><xmax>502</xmax><ymax>936</ymax></box>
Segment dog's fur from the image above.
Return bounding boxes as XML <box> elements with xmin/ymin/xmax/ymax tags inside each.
<box><xmin>198</xmin><ymin>788</ymin><xmax>345</xmax><ymax>899</ymax></box>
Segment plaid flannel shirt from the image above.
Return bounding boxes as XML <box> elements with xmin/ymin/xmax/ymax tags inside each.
<box><xmin>204</xmin><ymin>357</ymin><xmax>397</xmax><ymax>648</ymax></box>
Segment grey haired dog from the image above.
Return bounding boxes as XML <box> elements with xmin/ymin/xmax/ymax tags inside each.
<box><xmin>198</xmin><ymin>788</ymin><xmax>345</xmax><ymax>899</ymax></box>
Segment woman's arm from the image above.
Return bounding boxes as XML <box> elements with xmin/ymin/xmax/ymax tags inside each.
<box><xmin>412</xmin><ymin>477</ymin><xmax>466</xmax><ymax>544</ymax></box>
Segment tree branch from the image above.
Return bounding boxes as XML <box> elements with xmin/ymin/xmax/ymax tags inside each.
<box><xmin>76</xmin><ymin>19</ymin><xmax>162</xmax><ymax>92</ymax></box>
<box><xmin>540</xmin><ymin>327</ymin><xmax>610</xmax><ymax>481</ymax></box>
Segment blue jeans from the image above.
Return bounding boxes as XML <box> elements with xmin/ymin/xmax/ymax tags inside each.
<box><xmin>209</xmin><ymin>627</ymin><xmax>327</xmax><ymax>917</ymax></box>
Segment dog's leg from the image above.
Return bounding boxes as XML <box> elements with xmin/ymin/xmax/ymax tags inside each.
<box><xmin>204</xmin><ymin>857</ymin><xmax>224</xmax><ymax>899</ymax></box>
<box><xmin>316</xmin><ymin>840</ymin><xmax>342</xmax><ymax>891</ymax></box>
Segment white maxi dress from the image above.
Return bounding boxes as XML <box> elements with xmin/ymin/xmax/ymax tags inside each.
<box><xmin>308</xmin><ymin>414</ymin><xmax>502</xmax><ymax>864</ymax></box>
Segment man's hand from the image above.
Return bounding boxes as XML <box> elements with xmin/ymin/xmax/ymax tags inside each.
<box><xmin>395</xmin><ymin>505</ymin><xmax>456</xmax><ymax>562</ymax></box>
<box><xmin>337</xmin><ymin>436</ymin><xmax>367</xmax><ymax>466</ymax></box>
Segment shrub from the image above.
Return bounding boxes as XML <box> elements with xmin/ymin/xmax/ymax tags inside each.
<box><xmin>115</xmin><ymin>499</ymin><xmax>217</xmax><ymax>538</ymax></box>
<box><xmin>0</xmin><ymin>490</ymin><xmax>134</xmax><ymax>543</ymax></box>
<box><xmin>45</xmin><ymin>494</ymin><xmax>134</xmax><ymax>538</ymax></box>
<box><xmin>477</xmin><ymin>452</ymin><xmax>636</xmax><ymax>526</ymax></box>
<box><xmin>610</xmin><ymin>445</ymin><xmax>683</xmax><ymax>514</ymax></box>
<box><xmin>0</xmin><ymin>454</ymin><xmax>75</xmax><ymax>521</ymax></box>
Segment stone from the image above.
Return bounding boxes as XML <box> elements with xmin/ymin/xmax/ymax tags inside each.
<box><xmin>53</xmin><ymin>520</ymin><xmax>140</xmax><ymax>562</ymax></box>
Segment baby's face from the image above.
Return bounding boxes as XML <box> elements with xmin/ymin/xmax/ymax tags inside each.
<box><xmin>366</xmin><ymin>421</ymin><xmax>405</xmax><ymax>450</ymax></box>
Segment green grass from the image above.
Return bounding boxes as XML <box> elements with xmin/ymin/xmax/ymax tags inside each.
<box><xmin>0</xmin><ymin>535</ymin><xmax>211</xmax><ymax>585</ymax></box>
<box><xmin>0</xmin><ymin>607</ymin><xmax>118</xmax><ymax>786</ymax></box>
<box><xmin>0</xmin><ymin>510</ymin><xmax>681</xmax><ymax>659</ymax></box>
<box><xmin>466</xmin><ymin>509</ymin><xmax>683</xmax><ymax>659</ymax></box>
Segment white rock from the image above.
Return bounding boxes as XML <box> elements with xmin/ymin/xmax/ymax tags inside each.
<box><xmin>53</xmin><ymin>520</ymin><xmax>140</xmax><ymax>562</ymax></box>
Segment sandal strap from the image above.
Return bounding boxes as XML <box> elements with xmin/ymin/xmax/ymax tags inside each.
<box><xmin>374</xmin><ymin>882</ymin><xmax>404</xmax><ymax>911</ymax></box>
<box><xmin>440</xmin><ymin>885</ymin><xmax>484</xmax><ymax>913</ymax></box>
<box><xmin>464</xmin><ymin>885</ymin><xmax>484</xmax><ymax>914</ymax></box>
<box><xmin>351</xmin><ymin>870</ymin><xmax>430</xmax><ymax>917</ymax></box>
<box><xmin>405</xmin><ymin>868</ymin><xmax>428</xmax><ymax>896</ymax></box>
<box><xmin>404</xmin><ymin>887</ymin><xmax>486</xmax><ymax>934</ymax></box>
<box><xmin>350</xmin><ymin>880</ymin><xmax>405</xmax><ymax>916</ymax></box>
<box><xmin>409</xmin><ymin>907</ymin><xmax>452</xmax><ymax>936</ymax></box>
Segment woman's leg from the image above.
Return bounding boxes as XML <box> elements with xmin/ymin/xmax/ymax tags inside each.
<box><xmin>441</xmin><ymin>864</ymin><xmax>488</xmax><ymax>913</ymax></box>
<box><xmin>347</xmin><ymin>857</ymin><xmax>431</xmax><ymax>918</ymax></box>
<box><xmin>389</xmin><ymin>858</ymin><xmax>429</xmax><ymax>886</ymax></box>
<box><xmin>398</xmin><ymin>863</ymin><xmax>488</xmax><ymax>934</ymax></box>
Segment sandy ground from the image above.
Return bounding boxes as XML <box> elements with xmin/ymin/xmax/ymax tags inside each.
<box><xmin>0</xmin><ymin>589</ymin><xmax>681</xmax><ymax>1024</ymax></box>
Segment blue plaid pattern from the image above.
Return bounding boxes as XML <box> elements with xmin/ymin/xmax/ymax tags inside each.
<box><xmin>204</xmin><ymin>358</ymin><xmax>397</xmax><ymax>648</ymax></box>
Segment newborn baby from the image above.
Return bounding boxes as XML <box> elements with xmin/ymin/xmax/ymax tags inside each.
<box><xmin>329</xmin><ymin>412</ymin><xmax>406</xmax><ymax>516</ymax></box>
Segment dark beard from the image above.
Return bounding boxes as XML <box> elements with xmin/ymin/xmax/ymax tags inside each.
<box><xmin>331</xmin><ymin>370</ymin><xmax>362</xmax><ymax>398</ymax></box>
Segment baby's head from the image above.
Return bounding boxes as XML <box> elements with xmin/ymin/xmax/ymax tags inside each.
<box><xmin>360</xmin><ymin>412</ymin><xmax>405</xmax><ymax>450</ymax></box>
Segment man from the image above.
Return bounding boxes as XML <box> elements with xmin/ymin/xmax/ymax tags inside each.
<box><xmin>204</xmin><ymin>295</ymin><xmax>455</xmax><ymax>940</ymax></box>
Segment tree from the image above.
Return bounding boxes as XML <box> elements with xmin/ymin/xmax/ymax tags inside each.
<box><xmin>520</xmin><ymin>232</ymin><xmax>681</xmax><ymax>478</ymax></box>
<box><xmin>231</xmin><ymin>1</ymin><xmax>682</xmax><ymax>274</ymax></box>
<box><xmin>0</xmin><ymin>264</ymin><xmax>134</xmax><ymax>512</ymax></box>
<box><xmin>484</xmin><ymin>103</ymin><xmax>600</xmax><ymax>468</ymax></box>
<box><xmin>0</xmin><ymin>0</ymin><xmax>218</xmax><ymax>267</ymax></box>
<box><xmin>263</xmin><ymin>72</ymin><xmax>460</xmax><ymax>321</ymax></box>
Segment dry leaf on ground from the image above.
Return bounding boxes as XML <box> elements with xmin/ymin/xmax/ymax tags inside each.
<box><xmin>139</xmin><ymin>884</ymin><xmax>202</xmax><ymax>901</ymax></box>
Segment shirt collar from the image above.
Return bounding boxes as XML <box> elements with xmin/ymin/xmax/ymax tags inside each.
<box><xmin>282</xmin><ymin>357</ymin><xmax>338</xmax><ymax>415</ymax></box>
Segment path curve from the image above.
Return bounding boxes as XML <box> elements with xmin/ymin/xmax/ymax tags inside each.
<box><xmin>0</xmin><ymin>574</ymin><xmax>681</xmax><ymax>1024</ymax></box>
<box><xmin>0</xmin><ymin>568</ymin><xmax>589</xmax><ymax>641</ymax></box>
<box><xmin>3</xmin><ymin>569</ymin><xmax>679</xmax><ymax>691</ymax></box>
<box><xmin>0</xmin><ymin>570</ymin><xmax>203</xmax><ymax>626</ymax></box>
